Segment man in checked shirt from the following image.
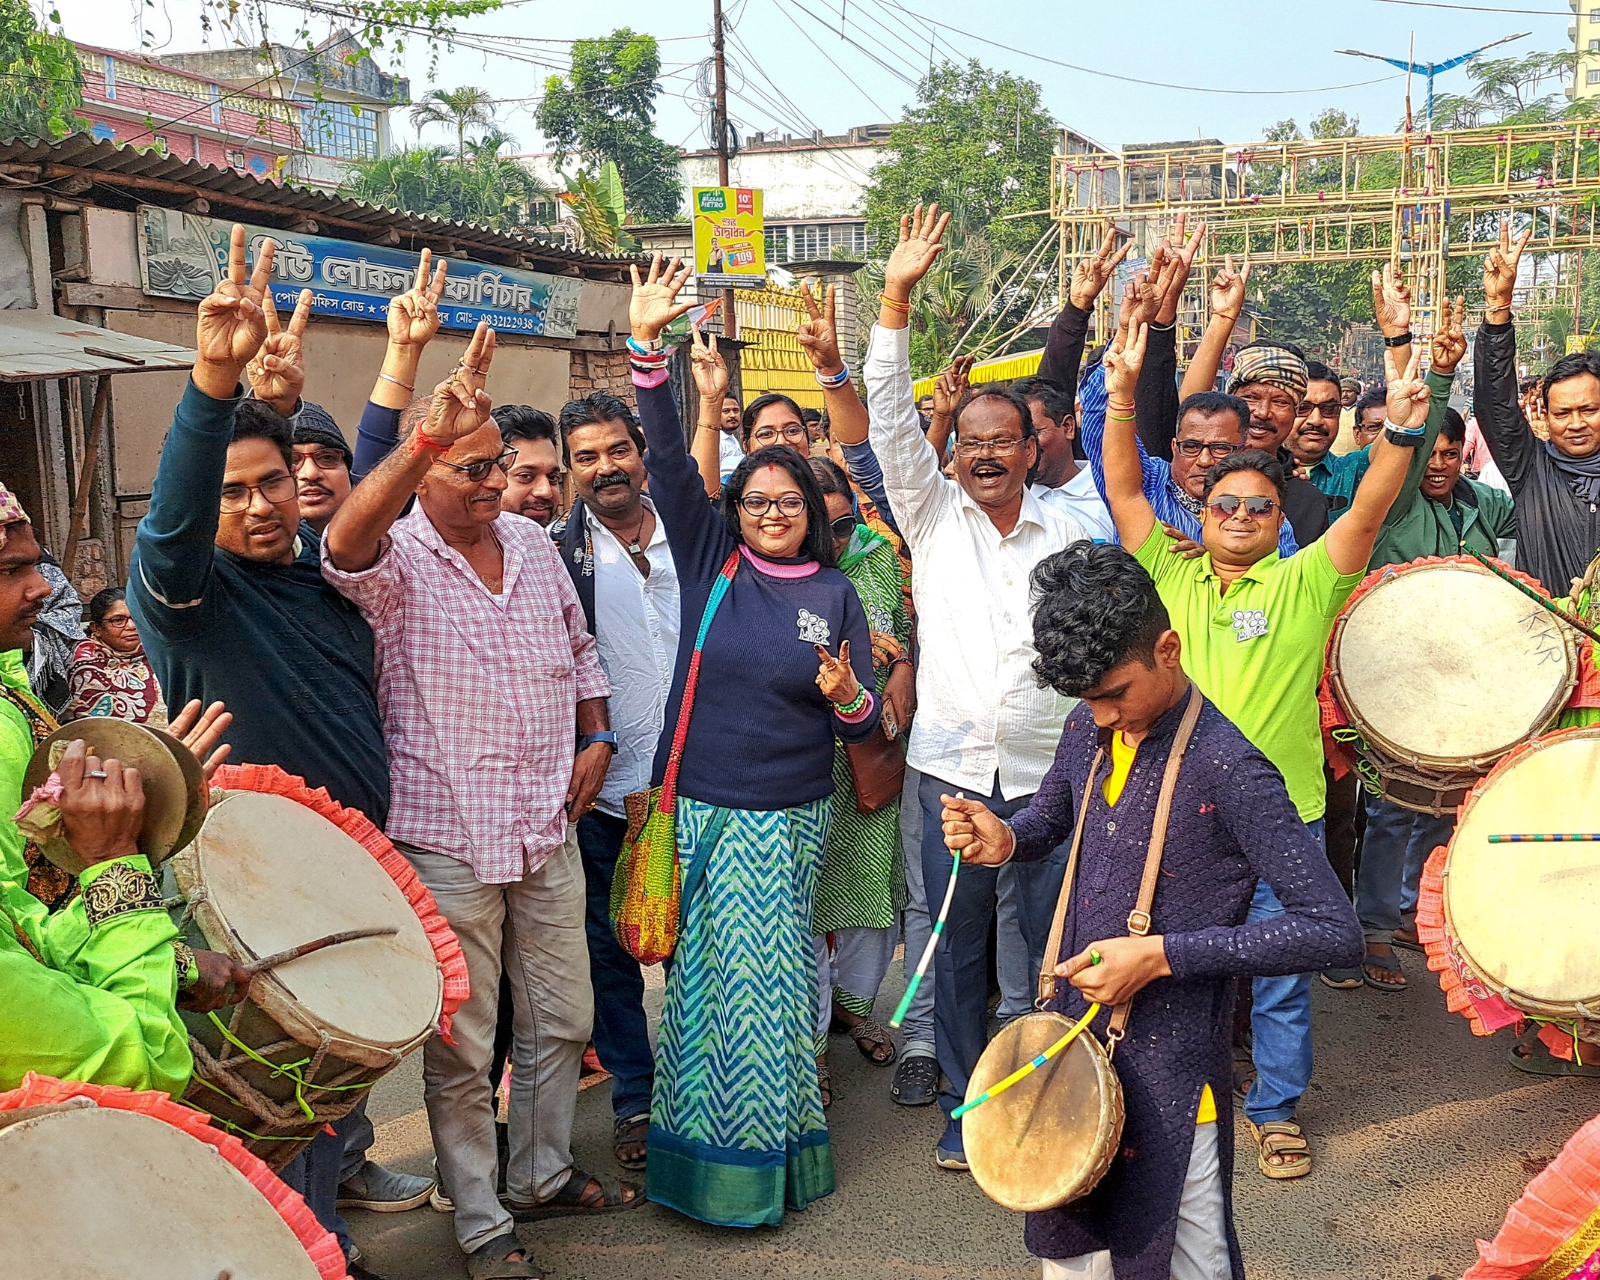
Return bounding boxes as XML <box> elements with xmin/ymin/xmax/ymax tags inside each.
<box><xmin>323</xmin><ymin>323</ymin><xmax>640</xmax><ymax>1280</ymax></box>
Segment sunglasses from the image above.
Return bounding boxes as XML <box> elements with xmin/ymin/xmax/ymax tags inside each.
<box><xmin>829</xmin><ymin>514</ymin><xmax>857</xmax><ymax>539</ymax></box>
<box><xmin>1205</xmin><ymin>494</ymin><xmax>1279</xmax><ymax>521</ymax></box>
<box><xmin>436</xmin><ymin>449</ymin><xmax>518</xmax><ymax>483</ymax></box>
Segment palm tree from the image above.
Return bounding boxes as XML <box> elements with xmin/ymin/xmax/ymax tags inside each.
<box><xmin>347</xmin><ymin>141</ymin><xmax>553</xmax><ymax>232</ymax></box>
<box><xmin>408</xmin><ymin>86</ymin><xmax>495</xmax><ymax>158</ymax></box>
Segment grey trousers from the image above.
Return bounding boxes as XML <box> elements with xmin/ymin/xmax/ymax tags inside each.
<box><xmin>896</xmin><ymin>766</ymin><xmax>936</xmax><ymax>1059</ymax></box>
<box><xmin>401</xmin><ymin>830</ymin><xmax>593</xmax><ymax>1254</ymax></box>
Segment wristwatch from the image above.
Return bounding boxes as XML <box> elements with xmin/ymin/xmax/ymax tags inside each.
<box><xmin>1384</xmin><ymin>425</ymin><xmax>1427</xmax><ymax>448</ymax></box>
<box><xmin>578</xmin><ymin>731</ymin><xmax>619</xmax><ymax>754</ymax></box>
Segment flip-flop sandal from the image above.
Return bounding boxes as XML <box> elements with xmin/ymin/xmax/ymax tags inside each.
<box><xmin>505</xmin><ymin>1168</ymin><xmax>643</xmax><ymax>1220</ymax></box>
<box><xmin>1319</xmin><ymin>968</ymin><xmax>1364</xmax><ymax>989</ymax></box>
<box><xmin>816</xmin><ymin>1055</ymin><xmax>835</xmax><ymax>1109</ymax></box>
<box><xmin>1362</xmin><ymin>952</ymin><xmax>1407</xmax><ymax>993</ymax></box>
<box><xmin>1247</xmin><ymin>1119</ymin><xmax>1312</xmax><ymax>1180</ymax></box>
<box><xmin>612</xmin><ymin>1113</ymin><xmax>649</xmax><ymax>1172</ymax></box>
<box><xmin>846</xmin><ymin>1017</ymin><xmax>897</xmax><ymax>1066</ymax></box>
<box><xmin>467</xmin><ymin>1232</ymin><xmax>541</xmax><ymax>1279</ymax></box>
<box><xmin>1509</xmin><ymin>1029</ymin><xmax>1600</xmax><ymax>1078</ymax></box>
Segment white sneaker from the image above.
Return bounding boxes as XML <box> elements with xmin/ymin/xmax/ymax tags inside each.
<box><xmin>428</xmin><ymin>1160</ymin><xmax>454</xmax><ymax>1213</ymax></box>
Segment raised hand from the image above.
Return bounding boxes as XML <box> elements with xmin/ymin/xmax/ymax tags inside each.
<box><xmin>1485</xmin><ymin>218</ymin><xmax>1532</xmax><ymax>315</ymax></box>
<box><xmin>246</xmin><ymin>287</ymin><xmax>312</xmax><ymax>415</ymax></box>
<box><xmin>796</xmin><ymin>280</ymin><xmax>844</xmax><ymax>373</ymax></box>
<box><xmin>940</xmin><ymin>793</ymin><xmax>1012</xmax><ymax>865</ymax></box>
<box><xmin>422</xmin><ymin>370</ymin><xmax>493</xmax><ymax>448</ymax></box>
<box><xmin>814</xmin><ymin>640</ymin><xmax>861</xmax><ymax>707</ymax></box>
<box><xmin>1371</xmin><ymin>253</ymin><xmax>1412</xmax><ymax>339</ymax></box>
<box><xmin>1431</xmin><ymin>295</ymin><xmax>1467</xmax><ymax>375</ymax></box>
<box><xmin>689</xmin><ymin>323</ymin><xmax>729</xmax><ymax>401</ymax></box>
<box><xmin>883</xmin><ymin>203</ymin><xmax>951</xmax><ymax>300</ymax></box>
<box><xmin>453</xmin><ymin>321</ymin><xmax>496</xmax><ymax>397</ymax></box>
<box><xmin>933</xmin><ymin>354</ymin><xmax>976</xmax><ymax>419</ymax></box>
<box><xmin>1383</xmin><ymin>344</ymin><xmax>1429</xmax><ymax>431</ymax></box>
<box><xmin>165</xmin><ymin>698</ymin><xmax>233</xmax><ymax>782</ymax></box>
<box><xmin>55</xmin><ymin>739</ymin><xmax>144</xmax><ymax>868</ymax></box>
<box><xmin>1210</xmin><ymin>253</ymin><xmax>1250</xmax><ymax>321</ymax></box>
<box><xmin>1103</xmin><ymin>320</ymin><xmax>1150</xmax><ymax>405</ymax></box>
<box><xmin>1068</xmin><ymin>226</ymin><xmax>1133</xmax><ymax>310</ymax></box>
<box><xmin>389</xmin><ymin>246</ymin><xmax>448</xmax><ymax>350</ymax></box>
<box><xmin>1155</xmin><ymin>214</ymin><xmax>1205</xmax><ymax>325</ymax></box>
<box><xmin>630</xmin><ymin>253</ymin><xmax>695</xmax><ymax>344</ymax></box>
<box><xmin>1129</xmin><ymin>265</ymin><xmax>1164</xmax><ymax>329</ymax></box>
<box><xmin>194</xmin><ymin>224</ymin><xmax>274</xmax><ymax>397</ymax></box>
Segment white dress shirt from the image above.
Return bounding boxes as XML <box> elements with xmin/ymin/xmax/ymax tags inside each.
<box><xmin>865</xmin><ymin>324</ymin><xmax>1088</xmax><ymax>800</ymax></box>
<box><xmin>718</xmin><ymin>429</ymin><xmax>745</xmax><ymax>481</ymax></box>
<box><xmin>590</xmin><ymin>500</ymin><xmax>681</xmax><ymax>817</ymax></box>
<box><xmin>1033</xmin><ymin>467</ymin><xmax>1116</xmax><ymax>543</ymax></box>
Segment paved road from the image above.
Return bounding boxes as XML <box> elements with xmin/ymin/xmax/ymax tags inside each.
<box><xmin>351</xmin><ymin>960</ymin><xmax>1598</xmax><ymax>1280</ymax></box>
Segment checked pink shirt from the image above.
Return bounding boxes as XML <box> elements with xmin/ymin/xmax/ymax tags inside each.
<box><xmin>322</xmin><ymin>505</ymin><xmax>609</xmax><ymax>884</ymax></box>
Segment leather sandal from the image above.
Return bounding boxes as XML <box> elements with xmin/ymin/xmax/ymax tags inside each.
<box><xmin>845</xmin><ymin>1017</ymin><xmax>897</xmax><ymax>1066</ymax></box>
<box><xmin>505</xmin><ymin>1167</ymin><xmax>643</xmax><ymax>1220</ymax></box>
<box><xmin>467</xmin><ymin>1232</ymin><xmax>540</xmax><ymax>1279</ymax></box>
<box><xmin>612</xmin><ymin>1113</ymin><xmax>649</xmax><ymax>1171</ymax></box>
<box><xmin>1247</xmin><ymin>1119</ymin><xmax>1312</xmax><ymax>1180</ymax></box>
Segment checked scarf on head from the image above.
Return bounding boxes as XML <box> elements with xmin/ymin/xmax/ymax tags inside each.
<box><xmin>1227</xmin><ymin>345</ymin><xmax>1309</xmax><ymax>400</ymax></box>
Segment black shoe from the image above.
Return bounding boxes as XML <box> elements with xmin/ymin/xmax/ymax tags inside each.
<box><xmin>891</xmin><ymin>1053</ymin><xmax>939</xmax><ymax>1107</ymax></box>
<box><xmin>346</xmin><ymin>1246</ymin><xmax>386</xmax><ymax>1280</ymax></box>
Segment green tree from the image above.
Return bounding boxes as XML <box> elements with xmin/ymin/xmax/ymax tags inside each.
<box><xmin>535</xmin><ymin>29</ymin><xmax>681</xmax><ymax>224</ymax></box>
<box><xmin>409</xmin><ymin>85</ymin><xmax>495</xmax><ymax>158</ymax></box>
<box><xmin>0</xmin><ymin>1</ymin><xmax>82</xmax><ymax>141</ymax></box>
<box><xmin>347</xmin><ymin>139</ymin><xmax>553</xmax><ymax>231</ymax></box>
<box><xmin>864</xmin><ymin>60</ymin><xmax>1056</xmax><ymax>257</ymax></box>
<box><xmin>558</xmin><ymin>160</ymin><xmax>639</xmax><ymax>253</ymax></box>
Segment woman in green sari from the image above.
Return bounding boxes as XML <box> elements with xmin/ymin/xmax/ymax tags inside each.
<box><xmin>806</xmin><ymin>458</ymin><xmax>916</xmax><ymax>1103</ymax></box>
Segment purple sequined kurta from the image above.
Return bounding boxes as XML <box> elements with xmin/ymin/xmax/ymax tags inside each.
<box><xmin>1007</xmin><ymin>693</ymin><xmax>1361</xmax><ymax>1280</ymax></box>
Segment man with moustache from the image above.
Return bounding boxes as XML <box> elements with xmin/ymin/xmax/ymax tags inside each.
<box><xmin>1218</xmin><ymin>342</ymin><xmax>1329</xmax><ymax>546</ymax></box>
<box><xmin>496</xmin><ymin>406</ymin><xmax>565</xmax><ymax>527</ymax></box>
<box><xmin>1288</xmin><ymin>361</ymin><xmax>1367</xmax><ymax>520</ymax></box>
<box><xmin>323</xmin><ymin>328</ymin><xmax>634</xmax><ymax>1280</ymax></box>
<box><xmin>549</xmin><ymin>390</ymin><xmax>677</xmax><ymax>1171</ymax></box>
<box><xmin>865</xmin><ymin>205</ymin><xmax>1089</xmax><ymax>1171</ymax></box>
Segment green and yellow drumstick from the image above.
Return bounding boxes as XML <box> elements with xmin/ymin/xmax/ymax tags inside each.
<box><xmin>952</xmin><ymin>1000</ymin><xmax>1104</xmax><ymax>1121</ymax></box>
<box><xmin>890</xmin><ymin>792</ymin><xmax>969</xmax><ymax>1030</ymax></box>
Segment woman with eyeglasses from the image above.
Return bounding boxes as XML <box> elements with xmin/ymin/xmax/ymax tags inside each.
<box><xmin>804</xmin><ymin>457</ymin><xmax>914</xmax><ymax>1101</ymax></box>
<box><xmin>627</xmin><ymin>255</ymin><xmax>881</xmax><ymax>1228</ymax></box>
<box><xmin>65</xmin><ymin>588</ymin><xmax>166</xmax><ymax>725</ymax></box>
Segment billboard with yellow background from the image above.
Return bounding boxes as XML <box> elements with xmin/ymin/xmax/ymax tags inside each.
<box><xmin>693</xmin><ymin>187</ymin><xmax>766</xmax><ymax>289</ymax></box>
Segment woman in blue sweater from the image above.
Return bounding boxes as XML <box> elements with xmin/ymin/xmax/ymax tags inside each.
<box><xmin>629</xmin><ymin>256</ymin><xmax>881</xmax><ymax>1228</ymax></box>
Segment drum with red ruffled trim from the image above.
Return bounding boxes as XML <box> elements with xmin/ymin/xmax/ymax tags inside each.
<box><xmin>0</xmin><ymin>1073</ymin><xmax>348</xmax><ymax>1279</ymax></box>
<box><xmin>169</xmin><ymin>764</ymin><xmax>469</xmax><ymax>1169</ymax></box>
<box><xmin>1466</xmin><ymin>1109</ymin><xmax>1600</xmax><ymax>1279</ymax></box>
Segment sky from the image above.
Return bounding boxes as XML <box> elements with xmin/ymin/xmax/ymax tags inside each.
<box><xmin>54</xmin><ymin>0</ymin><xmax>1579</xmax><ymax>157</ymax></box>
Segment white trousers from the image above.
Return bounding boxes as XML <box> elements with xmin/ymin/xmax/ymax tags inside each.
<box><xmin>1040</xmin><ymin>1121</ymin><xmax>1229</xmax><ymax>1280</ymax></box>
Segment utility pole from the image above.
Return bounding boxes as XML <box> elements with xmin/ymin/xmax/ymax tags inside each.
<box><xmin>712</xmin><ymin>0</ymin><xmax>737</xmax><ymax>338</ymax></box>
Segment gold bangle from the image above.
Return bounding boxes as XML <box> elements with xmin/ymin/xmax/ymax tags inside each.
<box><xmin>878</xmin><ymin>293</ymin><xmax>911</xmax><ymax>313</ymax></box>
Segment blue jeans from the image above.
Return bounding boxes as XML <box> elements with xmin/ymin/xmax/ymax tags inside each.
<box><xmin>282</xmin><ymin>1108</ymin><xmax>362</xmax><ymax>1259</ymax></box>
<box><xmin>576</xmin><ymin>810</ymin><xmax>655</xmax><ymax>1120</ymax></box>
<box><xmin>1355</xmin><ymin>795</ymin><xmax>1454</xmax><ymax>945</ymax></box>
<box><xmin>1244</xmin><ymin>817</ymin><xmax>1323</xmax><ymax>1126</ymax></box>
<box><xmin>918</xmin><ymin>771</ymin><xmax>1066</xmax><ymax>1133</ymax></box>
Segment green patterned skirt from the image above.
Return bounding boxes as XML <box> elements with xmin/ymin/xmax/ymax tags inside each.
<box><xmin>647</xmin><ymin>795</ymin><xmax>835</xmax><ymax>1227</ymax></box>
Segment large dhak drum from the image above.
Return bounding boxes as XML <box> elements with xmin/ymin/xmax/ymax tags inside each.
<box><xmin>173</xmin><ymin>771</ymin><xmax>452</xmax><ymax>1169</ymax></box>
<box><xmin>1327</xmin><ymin>558</ymin><xmax>1578</xmax><ymax>815</ymax></box>
<box><xmin>0</xmin><ymin>1075</ymin><xmax>346</xmax><ymax>1279</ymax></box>
<box><xmin>961</xmin><ymin>1011</ymin><xmax>1124</xmax><ymax>1213</ymax></box>
<box><xmin>1438</xmin><ymin>728</ymin><xmax>1600</xmax><ymax>1026</ymax></box>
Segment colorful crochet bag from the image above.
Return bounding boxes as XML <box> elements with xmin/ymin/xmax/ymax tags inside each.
<box><xmin>610</xmin><ymin>549</ymin><xmax>738</xmax><ymax>965</ymax></box>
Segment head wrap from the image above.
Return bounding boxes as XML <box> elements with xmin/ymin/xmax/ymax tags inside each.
<box><xmin>1226</xmin><ymin>345</ymin><xmax>1309</xmax><ymax>400</ymax></box>
<box><xmin>291</xmin><ymin>401</ymin><xmax>353</xmax><ymax>470</ymax></box>
<box><xmin>0</xmin><ymin>480</ymin><xmax>30</xmax><ymax>551</ymax></box>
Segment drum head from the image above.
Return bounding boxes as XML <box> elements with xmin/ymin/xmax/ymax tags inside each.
<box><xmin>23</xmin><ymin>718</ymin><xmax>204</xmax><ymax>874</ymax></box>
<box><xmin>963</xmin><ymin>1012</ymin><xmax>1123</xmax><ymax>1214</ymax></box>
<box><xmin>0</xmin><ymin>1107</ymin><xmax>322</xmax><ymax>1279</ymax></box>
<box><xmin>1332</xmin><ymin>564</ymin><xmax>1576</xmax><ymax>769</ymax></box>
<box><xmin>192</xmin><ymin>791</ymin><xmax>442</xmax><ymax>1048</ymax></box>
<box><xmin>1445</xmin><ymin>731</ymin><xmax>1600</xmax><ymax>1012</ymax></box>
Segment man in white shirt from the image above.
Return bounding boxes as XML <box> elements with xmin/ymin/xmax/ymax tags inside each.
<box><xmin>865</xmin><ymin>205</ymin><xmax>1090</xmax><ymax>1170</ymax></box>
<box><xmin>717</xmin><ymin>392</ymin><xmax>745</xmax><ymax>481</ymax></box>
<box><xmin>1012</xmin><ymin>374</ymin><xmax>1117</xmax><ymax>542</ymax></box>
<box><xmin>551</xmin><ymin>391</ymin><xmax>681</xmax><ymax>1174</ymax></box>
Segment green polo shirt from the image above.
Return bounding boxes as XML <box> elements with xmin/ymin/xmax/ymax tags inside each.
<box><xmin>1133</xmin><ymin>525</ymin><xmax>1364</xmax><ymax>822</ymax></box>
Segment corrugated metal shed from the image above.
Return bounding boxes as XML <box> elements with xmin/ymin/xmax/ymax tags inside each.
<box><xmin>0</xmin><ymin>133</ymin><xmax>638</xmax><ymax>275</ymax></box>
<box><xmin>0</xmin><ymin>309</ymin><xmax>196</xmax><ymax>381</ymax></box>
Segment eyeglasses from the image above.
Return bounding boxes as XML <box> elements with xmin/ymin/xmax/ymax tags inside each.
<box><xmin>1296</xmin><ymin>399</ymin><xmax>1342</xmax><ymax>419</ymax></box>
<box><xmin>1205</xmin><ymin>494</ymin><xmax>1279</xmax><ymax>521</ymax></box>
<box><xmin>294</xmin><ymin>448</ymin><xmax>348</xmax><ymax>472</ymax></box>
<box><xmin>100</xmin><ymin>614</ymin><xmax>138</xmax><ymax>630</ymax></box>
<box><xmin>436</xmin><ymin>449</ymin><xmax>518</xmax><ymax>483</ymax></box>
<box><xmin>738</xmin><ymin>493</ymin><xmax>807</xmax><ymax>518</ymax></box>
<box><xmin>750</xmin><ymin>424</ymin><xmax>809</xmax><ymax>446</ymax></box>
<box><xmin>219</xmin><ymin>473</ymin><xmax>297</xmax><ymax>513</ymax></box>
<box><xmin>1174</xmin><ymin>439</ymin><xmax>1238</xmax><ymax>460</ymax></box>
<box><xmin>829</xmin><ymin>514</ymin><xmax>857</xmax><ymax>539</ymax></box>
<box><xmin>952</xmin><ymin>437</ymin><xmax>1026</xmax><ymax>459</ymax></box>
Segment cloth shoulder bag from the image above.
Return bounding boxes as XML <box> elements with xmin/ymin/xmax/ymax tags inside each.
<box><xmin>609</xmin><ymin>549</ymin><xmax>738</xmax><ymax>965</ymax></box>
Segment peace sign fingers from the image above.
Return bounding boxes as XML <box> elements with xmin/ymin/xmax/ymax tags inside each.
<box><xmin>286</xmin><ymin>287</ymin><xmax>313</xmax><ymax>339</ymax></box>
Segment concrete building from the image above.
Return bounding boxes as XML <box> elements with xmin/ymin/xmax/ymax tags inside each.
<box><xmin>157</xmin><ymin>30</ymin><xmax>408</xmax><ymax>190</ymax></box>
<box><xmin>1572</xmin><ymin>2</ymin><xmax>1600</xmax><ymax>100</ymax></box>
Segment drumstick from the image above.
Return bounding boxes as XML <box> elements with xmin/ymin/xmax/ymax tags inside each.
<box><xmin>951</xmin><ymin>1002</ymin><xmax>1103</xmax><ymax>1120</ymax></box>
<box><xmin>1467</xmin><ymin>550</ymin><xmax>1600</xmax><ymax>645</ymax></box>
<box><xmin>1488</xmin><ymin>833</ymin><xmax>1600</xmax><ymax>843</ymax></box>
<box><xmin>889</xmin><ymin>793</ymin><xmax>968</xmax><ymax>1030</ymax></box>
<box><xmin>242</xmin><ymin>927</ymin><xmax>399</xmax><ymax>976</ymax></box>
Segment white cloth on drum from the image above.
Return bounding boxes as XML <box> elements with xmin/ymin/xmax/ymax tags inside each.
<box><xmin>1040</xmin><ymin>1121</ymin><xmax>1228</xmax><ymax>1280</ymax></box>
<box><xmin>400</xmin><ymin>827</ymin><xmax>593</xmax><ymax>1254</ymax></box>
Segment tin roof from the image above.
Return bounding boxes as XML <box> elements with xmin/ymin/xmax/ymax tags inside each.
<box><xmin>0</xmin><ymin>133</ymin><xmax>638</xmax><ymax>276</ymax></box>
<box><xmin>0</xmin><ymin>309</ymin><xmax>197</xmax><ymax>381</ymax></box>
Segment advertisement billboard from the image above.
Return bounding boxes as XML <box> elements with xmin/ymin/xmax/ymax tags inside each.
<box><xmin>691</xmin><ymin>186</ymin><xmax>766</xmax><ymax>290</ymax></box>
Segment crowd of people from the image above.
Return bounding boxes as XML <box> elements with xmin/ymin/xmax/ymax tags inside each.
<box><xmin>1</xmin><ymin>204</ymin><xmax>1595</xmax><ymax>1280</ymax></box>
